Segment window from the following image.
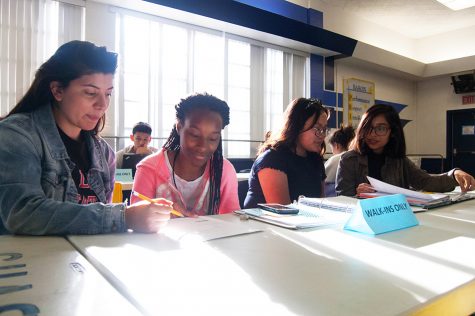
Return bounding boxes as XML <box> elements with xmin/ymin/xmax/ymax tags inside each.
<box><xmin>115</xmin><ymin>9</ymin><xmax>308</xmax><ymax>158</ymax></box>
<box><xmin>0</xmin><ymin>0</ymin><xmax>84</xmax><ymax>116</ymax></box>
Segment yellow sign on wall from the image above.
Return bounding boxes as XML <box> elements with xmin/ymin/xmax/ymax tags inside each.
<box><xmin>343</xmin><ymin>78</ymin><xmax>375</xmax><ymax>127</ymax></box>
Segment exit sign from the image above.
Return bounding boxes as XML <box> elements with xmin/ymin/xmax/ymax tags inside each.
<box><xmin>462</xmin><ymin>95</ymin><xmax>475</xmax><ymax>105</ymax></box>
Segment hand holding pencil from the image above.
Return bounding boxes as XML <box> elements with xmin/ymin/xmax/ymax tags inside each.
<box><xmin>131</xmin><ymin>191</ymin><xmax>184</xmax><ymax>217</ymax></box>
<box><xmin>125</xmin><ymin>192</ymin><xmax>178</xmax><ymax>233</ymax></box>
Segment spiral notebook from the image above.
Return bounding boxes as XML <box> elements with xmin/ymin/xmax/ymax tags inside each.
<box><xmin>235</xmin><ymin>196</ymin><xmax>356</xmax><ymax>230</ymax></box>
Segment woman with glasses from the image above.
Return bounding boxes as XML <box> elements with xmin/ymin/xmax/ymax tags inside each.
<box><xmin>243</xmin><ymin>98</ymin><xmax>329</xmax><ymax>208</ymax></box>
<box><xmin>336</xmin><ymin>104</ymin><xmax>475</xmax><ymax>196</ymax></box>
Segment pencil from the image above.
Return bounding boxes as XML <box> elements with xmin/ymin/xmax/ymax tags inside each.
<box><xmin>132</xmin><ymin>191</ymin><xmax>184</xmax><ymax>217</ymax></box>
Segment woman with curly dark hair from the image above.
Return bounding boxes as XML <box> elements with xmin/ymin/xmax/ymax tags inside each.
<box><xmin>244</xmin><ymin>98</ymin><xmax>329</xmax><ymax>208</ymax></box>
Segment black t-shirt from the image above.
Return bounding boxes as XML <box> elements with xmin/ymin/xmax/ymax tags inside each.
<box><xmin>243</xmin><ymin>147</ymin><xmax>326</xmax><ymax>208</ymax></box>
<box><xmin>58</xmin><ymin>127</ymin><xmax>99</xmax><ymax>204</ymax></box>
<box><xmin>367</xmin><ymin>151</ymin><xmax>385</xmax><ymax>181</ymax></box>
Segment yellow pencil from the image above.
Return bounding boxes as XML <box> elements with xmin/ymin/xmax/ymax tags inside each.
<box><xmin>132</xmin><ymin>191</ymin><xmax>184</xmax><ymax>217</ymax></box>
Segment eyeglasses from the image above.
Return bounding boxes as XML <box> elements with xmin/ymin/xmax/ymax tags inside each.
<box><xmin>312</xmin><ymin>126</ymin><xmax>330</xmax><ymax>136</ymax></box>
<box><xmin>368</xmin><ymin>125</ymin><xmax>390</xmax><ymax>136</ymax></box>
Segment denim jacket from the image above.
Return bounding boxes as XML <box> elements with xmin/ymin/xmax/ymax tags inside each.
<box><xmin>336</xmin><ymin>150</ymin><xmax>458</xmax><ymax>196</ymax></box>
<box><xmin>0</xmin><ymin>104</ymin><xmax>126</xmax><ymax>235</ymax></box>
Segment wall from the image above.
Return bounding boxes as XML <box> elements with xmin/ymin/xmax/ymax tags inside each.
<box><xmin>416</xmin><ymin>25</ymin><xmax>475</xmax><ymax>63</ymax></box>
<box><xmin>416</xmin><ymin>76</ymin><xmax>475</xmax><ymax>157</ymax></box>
<box><xmin>334</xmin><ymin>59</ymin><xmax>418</xmax><ymax>154</ymax></box>
<box><xmin>84</xmin><ymin>1</ymin><xmax>117</xmax><ymax>137</ymax></box>
<box><xmin>307</xmin><ymin>0</ymin><xmax>415</xmax><ymax>61</ymax></box>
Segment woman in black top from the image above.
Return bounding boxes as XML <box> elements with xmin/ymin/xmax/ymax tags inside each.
<box><xmin>336</xmin><ymin>104</ymin><xmax>475</xmax><ymax>196</ymax></box>
<box><xmin>244</xmin><ymin>98</ymin><xmax>329</xmax><ymax>208</ymax></box>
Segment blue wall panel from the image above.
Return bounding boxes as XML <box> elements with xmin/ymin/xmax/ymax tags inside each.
<box><xmin>234</xmin><ymin>0</ymin><xmax>309</xmax><ymax>24</ymax></box>
<box><xmin>144</xmin><ymin>0</ymin><xmax>356</xmax><ymax>55</ymax></box>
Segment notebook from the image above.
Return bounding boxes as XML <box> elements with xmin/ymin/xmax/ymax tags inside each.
<box><xmin>235</xmin><ymin>196</ymin><xmax>356</xmax><ymax>230</ymax></box>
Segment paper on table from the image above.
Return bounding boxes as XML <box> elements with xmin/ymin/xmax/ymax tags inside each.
<box><xmin>367</xmin><ymin>176</ymin><xmax>448</xmax><ymax>201</ymax></box>
<box><xmin>239</xmin><ymin>207</ymin><xmax>351</xmax><ymax>229</ymax></box>
<box><xmin>160</xmin><ymin>216</ymin><xmax>262</xmax><ymax>242</ymax></box>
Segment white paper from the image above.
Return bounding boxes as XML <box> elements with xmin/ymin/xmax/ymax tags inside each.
<box><xmin>367</xmin><ymin>176</ymin><xmax>448</xmax><ymax>201</ymax></box>
<box><xmin>160</xmin><ymin>216</ymin><xmax>262</xmax><ymax>242</ymax></box>
<box><xmin>241</xmin><ymin>207</ymin><xmax>351</xmax><ymax>229</ymax></box>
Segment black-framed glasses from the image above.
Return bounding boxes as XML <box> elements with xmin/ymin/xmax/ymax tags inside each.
<box><xmin>368</xmin><ymin>125</ymin><xmax>390</xmax><ymax>136</ymax></box>
<box><xmin>312</xmin><ymin>126</ymin><xmax>330</xmax><ymax>136</ymax></box>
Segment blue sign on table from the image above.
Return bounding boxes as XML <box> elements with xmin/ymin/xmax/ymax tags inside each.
<box><xmin>115</xmin><ymin>169</ymin><xmax>133</xmax><ymax>182</ymax></box>
<box><xmin>344</xmin><ymin>194</ymin><xmax>419</xmax><ymax>235</ymax></box>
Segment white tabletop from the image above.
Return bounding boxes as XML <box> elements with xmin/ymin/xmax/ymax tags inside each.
<box><xmin>116</xmin><ymin>181</ymin><xmax>133</xmax><ymax>191</ymax></box>
<box><xmin>67</xmin><ymin>201</ymin><xmax>475</xmax><ymax>316</ymax></box>
<box><xmin>0</xmin><ymin>236</ymin><xmax>141</xmax><ymax>316</ymax></box>
<box><xmin>236</xmin><ymin>172</ymin><xmax>250</xmax><ymax>182</ymax></box>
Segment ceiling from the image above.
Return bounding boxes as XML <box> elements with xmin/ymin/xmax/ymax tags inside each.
<box><xmin>320</xmin><ymin>0</ymin><xmax>475</xmax><ymax>39</ymax></box>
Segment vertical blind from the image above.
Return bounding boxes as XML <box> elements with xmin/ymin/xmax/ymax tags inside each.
<box><xmin>0</xmin><ymin>0</ymin><xmax>83</xmax><ymax>116</ymax></box>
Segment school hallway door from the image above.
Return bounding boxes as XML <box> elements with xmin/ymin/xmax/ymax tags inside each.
<box><xmin>447</xmin><ymin>108</ymin><xmax>475</xmax><ymax>176</ymax></box>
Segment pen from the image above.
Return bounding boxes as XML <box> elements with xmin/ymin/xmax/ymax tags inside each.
<box><xmin>132</xmin><ymin>191</ymin><xmax>184</xmax><ymax>217</ymax></box>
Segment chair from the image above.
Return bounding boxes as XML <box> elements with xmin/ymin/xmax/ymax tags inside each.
<box><xmin>325</xmin><ymin>182</ymin><xmax>336</xmax><ymax>197</ymax></box>
<box><xmin>238</xmin><ymin>179</ymin><xmax>249</xmax><ymax>209</ymax></box>
<box><xmin>112</xmin><ymin>182</ymin><xmax>123</xmax><ymax>203</ymax></box>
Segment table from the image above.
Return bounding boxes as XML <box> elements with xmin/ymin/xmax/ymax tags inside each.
<box><xmin>67</xmin><ymin>198</ymin><xmax>475</xmax><ymax>316</ymax></box>
<box><xmin>236</xmin><ymin>172</ymin><xmax>250</xmax><ymax>182</ymax></box>
<box><xmin>117</xmin><ymin>181</ymin><xmax>133</xmax><ymax>191</ymax></box>
<box><xmin>0</xmin><ymin>236</ymin><xmax>141</xmax><ymax>315</ymax></box>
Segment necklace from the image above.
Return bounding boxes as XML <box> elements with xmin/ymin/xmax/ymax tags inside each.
<box><xmin>172</xmin><ymin>150</ymin><xmax>179</xmax><ymax>189</ymax></box>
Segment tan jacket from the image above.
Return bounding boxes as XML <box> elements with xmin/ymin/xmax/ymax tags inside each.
<box><xmin>336</xmin><ymin>150</ymin><xmax>457</xmax><ymax>196</ymax></box>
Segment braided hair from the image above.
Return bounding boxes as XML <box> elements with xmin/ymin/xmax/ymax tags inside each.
<box><xmin>163</xmin><ymin>93</ymin><xmax>230</xmax><ymax>215</ymax></box>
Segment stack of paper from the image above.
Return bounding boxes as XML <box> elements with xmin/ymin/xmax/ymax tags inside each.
<box><xmin>359</xmin><ymin>177</ymin><xmax>452</xmax><ymax>209</ymax></box>
<box><xmin>298</xmin><ymin>195</ymin><xmax>358</xmax><ymax>213</ymax></box>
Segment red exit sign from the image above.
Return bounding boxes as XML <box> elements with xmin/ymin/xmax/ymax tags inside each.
<box><xmin>462</xmin><ymin>95</ymin><xmax>475</xmax><ymax>105</ymax></box>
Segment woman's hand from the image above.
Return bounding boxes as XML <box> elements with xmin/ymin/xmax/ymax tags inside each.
<box><xmin>356</xmin><ymin>182</ymin><xmax>376</xmax><ymax>195</ymax></box>
<box><xmin>170</xmin><ymin>200</ymin><xmax>197</xmax><ymax>218</ymax></box>
<box><xmin>125</xmin><ymin>199</ymin><xmax>172</xmax><ymax>233</ymax></box>
<box><xmin>454</xmin><ymin>170</ymin><xmax>475</xmax><ymax>192</ymax></box>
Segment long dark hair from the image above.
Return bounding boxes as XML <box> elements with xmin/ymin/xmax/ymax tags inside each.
<box><xmin>351</xmin><ymin>104</ymin><xmax>406</xmax><ymax>158</ymax></box>
<box><xmin>5</xmin><ymin>40</ymin><xmax>118</xmax><ymax>134</ymax></box>
<box><xmin>329</xmin><ymin>125</ymin><xmax>355</xmax><ymax>151</ymax></box>
<box><xmin>258</xmin><ymin>98</ymin><xmax>329</xmax><ymax>156</ymax></box>
<box><xmin>163</xmin><ymin>93</ymin><xmax>230</xmax><ymax>215</ymax></box>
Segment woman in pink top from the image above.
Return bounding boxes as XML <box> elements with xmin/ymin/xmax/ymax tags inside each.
<box><xmin>132</xmin><ymin>93</ymin><xmax>240</xmax><ymax>216</ymax></box>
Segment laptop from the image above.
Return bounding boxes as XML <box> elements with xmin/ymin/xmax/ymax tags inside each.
<box><xmin>121</xmin><ymin>153</ymin><xmax>148</xmax><ymax>178</ymax></box>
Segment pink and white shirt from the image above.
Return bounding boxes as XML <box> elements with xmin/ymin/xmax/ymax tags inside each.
<box><xmin>131</xmin><ymin>149</ymin><xmax>240</xmax><ymax>215</ymax></box>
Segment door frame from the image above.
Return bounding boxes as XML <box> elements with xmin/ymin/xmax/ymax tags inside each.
<box><xmin>446</xmin><ymin>108</ymin><xmax>475</xmax><ymax>170</ymax></box>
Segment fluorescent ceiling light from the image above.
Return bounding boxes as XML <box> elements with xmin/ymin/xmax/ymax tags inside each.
<box><xmin>436</xmin><ymin>0</ymin><xmax>475</xmax><ymax>10</ymax></box>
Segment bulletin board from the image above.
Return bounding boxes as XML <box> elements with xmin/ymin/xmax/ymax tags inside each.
<box><xmin>342</xmin><ymin>78</ymin><xmax>375</xmax><ymax>127</ymax></box>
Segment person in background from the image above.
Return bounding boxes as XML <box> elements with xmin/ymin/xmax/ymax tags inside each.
<box><xmin>336</xmin><ymin>104</ymin><xmax>475</xmax><ymax>196</ymax></box>
<box><xmin>244</xmin><ymin>98</ymin><xmax>329</xmax><ymax>208</ymax></box>
<box><xmin>325</xmin><ymin>125</ymin><xmax>355</xmax><ymax>183</ymax></box>
<box><xmin>0</xmin><ymin>41</ymin><xmax>172</xmax><ymax>235</ymax></box>
<box><xmin>115</xmin><ymin>121</ymin><xmax>158</xmax><ymax>168</ymax></box>
<box><xmin>132</xmin><ymin>93</ymin><xmax>240</xmax><ymax>216</ymax></box>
